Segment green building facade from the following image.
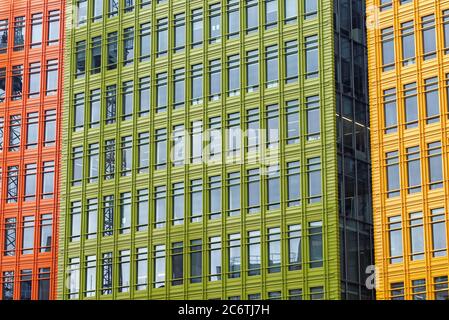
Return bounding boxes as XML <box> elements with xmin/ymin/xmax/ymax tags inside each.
<box><xmin>58</xmin><ymin>0</ymin><xmax>373</xmax><ymax>300</ymax></box>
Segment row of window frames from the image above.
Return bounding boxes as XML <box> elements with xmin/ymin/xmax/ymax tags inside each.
<box><xmin>390</xmin><ymin>276</ymin><xmax>449</xmax><ymax>301</ymax></box>
<box><xmin>382</xmin><ymin>75</ymin><xmax>449</xmax><ymax>132</ymax></box>
<box><xmin>0</xmin><ymin>11</ymin><xmax>60</xmax><ymax>54</ymax></box>
<box><xmin>76</xmin><ymin>0</ymin><xmax>318</xmax><ymax>29</ymax></box>
<box><xmin>68</xmin><ymin>162</ymin><xmax>319</xmax><ymax>241</ymax></box>
<box><xmin>0</xmin><ymin>61</ymin><xmax>59</xmax><ymax>102</ymax></box>
<box><xmin>2</xmin><ymin>162</ymin><xmax>56</xmax><ymax>204</ymax></box>
<box><xmin>381</xmin><ymin>11</ymin><xmax>449</xmax><ymax>71</ymax></box>
<box><xmin>1</xmin><ymin>268</ymin><xmax>51</xmax><ymax>300</ymax></box>
<box><xmin>0</xmin><ymin>110</ymin><xmax>58</xmax><ymax>152</ymax></box>
<box><xmin>387</xmin><ymin>208</ymin><xmax>447</xmax><ymax>264</ymax></box>
<box><xmin>2</xmin><ymin>214</ymin><xmax>53</xmax><ymax>256</ymax></box>
<box><xmin>66</xmin><ymin>222</ymin><xmax>321</xmax><ymax>295</ymax></box>
<box><xmin>75</xmin><ymin>32</ymin><xmax>317</xmax><ymax>83</ymax></box>
<box><xmin>379</xmin><ymin>0</ymin><xmax>412</xmax><ymax>11</ymax></box>
<box><xmin>385</xmin><ymin>141</ymin><xmax>443</xmax><ymax>198</ymax></box>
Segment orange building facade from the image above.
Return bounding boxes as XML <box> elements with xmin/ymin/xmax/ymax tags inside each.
<box><xmin>0</xmin><ymin>0</ymin><xmax>63</xmax><ymax>299</ymax></box>
<box><xmin>368</xmin><ymin>0</ymin><xmax>449</xmax><ymax>300</ymax></box>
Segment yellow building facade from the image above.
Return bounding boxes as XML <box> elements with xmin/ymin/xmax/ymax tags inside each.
<box><xmin>368</xmin><ymin>0</ymin><xmax>449</xmax><ymax>300</ymax></box>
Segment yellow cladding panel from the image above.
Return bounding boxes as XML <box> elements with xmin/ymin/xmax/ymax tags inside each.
<box><xmin>367</xmin><ymin>0</ymin><xmax>449</xmax><ymax>300</ymax></box>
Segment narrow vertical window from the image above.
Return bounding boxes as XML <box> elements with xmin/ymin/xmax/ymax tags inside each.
<box><xmin>385</xmin><ymin>151</ymin><xmax>400</xmax><ymax>198</ymax></box>
<box><xmin>154</xmin><ymin>245</ymin><xmax>166</xmax><ymax>288</ymax></box>
<box><xmin>209</xmin><ymin>236</ymin><xmax>222</xmax><ymax>280</ymax></box>
<box><xmin>401</xmin><ymin>21</ymin><xmax>415</xmax><ymax>66</ymax></box>
<box><xmin>228</xmin><ymin>233</ymin><xmax>241</xmax><ymax>278</ymax></box>
<box><xmin>227</xmin><ymin>172</ymin><xmax>240</xmax><ymax>216</ymax></box>
<box><xmin>381</xmin><ymin>27</ymin><xmax>395</xmax><ymax>71</ymax></box>
<box><xmin>247</xmin><ymin>168</ymin><xmax>260</xmax><ymax>214</ymax></box>
<box><xmin>422</xmin><ymin>15</ymin><xmax>436</xmax><ymax>60</ymax></box>
<box><xmin>409</xmin><ymin>212</ymin><xmax>424</xmax><ymax>260</ymax></box>
<box><xmin>383</xmin><ymin>88</ymin><xmax>397</xmax><ymax>134</ymax></box>
<box><xmin>389</xmin><ymin>216</ymin><xmax>403</xmax><ymax>263</ymax></box>
<box><xmin>308</xmin><ymin>221</ymin><xmax>323</xmax><ymax>268</ymax></box>
<box><xmin>428</xmin><ymin>141</ymin><xmax>443</xmax><ymax>190</ymax></box>
<box><xmin>406</xmin><ymin>146</ymin><xmax>421</xmax><ymax>194</ymax></box>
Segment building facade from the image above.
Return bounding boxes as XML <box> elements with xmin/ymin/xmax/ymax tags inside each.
<box><xmin>368</xmin><ymin>0</ymin><xmax>449</xmax><ymax>300</ymax></box>
<box><xmin>0</xmin><ymin>0</ymin><xmax>64</xmax><ymax>300</ymax></box>
<box><xmin>58</xmin><ymin>0</ymin><xmax>373</xmax><ymax>300</ymax></box>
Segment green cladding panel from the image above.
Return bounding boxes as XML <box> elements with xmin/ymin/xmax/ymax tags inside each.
<box><xmin>58</xmin><ymin>0</ymin><xmax>343</xmax><ymax>300</ymax></box>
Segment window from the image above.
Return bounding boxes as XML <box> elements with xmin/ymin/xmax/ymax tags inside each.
<box><xmin>209</xmin><ymin>116</ymin><xmax>222</xmax><ymax>160</ymax></box>
<box><xmin>44</xmin><ymin>110</ymin><xmax>56</xmax><ymax>146</ymax></box>
<box><xmin>46</xmin><ymin>60</ymin><xmax>58</xmax><ymax>96</ymax></box>
<box><xmin>107</xmin><ymin>32</ymin><xmax>118</xmax><ymax>70</ymax></box>
<box><xmin>48</xmin><ymin>10</ymin><xmax>60</xmax><ymax>45</ymax></box>
<box><xmin>137</xmin><ymin>189</ymin><xmax>149</xmax><ymax>231</ymax></box>
<box><xmin>119</xmin><ymin>192</ymin><xmax>132</xmax><ymax>234</ymax></box>
<box><xmin>77</xmin><ymin>0</ymin><xmax>88</xmax><ymax>25</ymax></box>
<box><xmin>390</xmin><ymin>282</ymin><xmax>405</xmax><ymax>300</ymax></box>
<box><xmin>155</xmin><ymin>185</ymin><xmax>166</xmax><ymax>228</ymax></box>
<box><xmin>209</xmin><ymin>59</ymin><xmax>221</xmax><ymax>100</ymax></box>
<box><xmin>246</xmin><ymin>0</ymin><xmax>258</xmax><ymax>34</ymax></box>
<box><xmin>135</xmin><ymin>77</ymin><xmax>149</xmax><ymax>117</ymax></box>
<box><xmin>404</xmin><ymin>82</ymin><xmax>418</xmax><ymax>128</ymax></box>
<box><xmin>381</xmin><ymin>27</ymin><xmax>395</xmax><ymax>71</ymax></box>
<box><xmin>305</xmin><ymin>35</ymin><xmax>318</xmax><ymax>78</ymax></box>
<box><xmin>174</xmin><ymin>13</ymin><xmax>185</xmax><ymax>52</ymax></box>
<box><xmin>424</xmin><ymin>77</ymin><xmax>439</xmax><ymax>124</ymax></box>
<box><xmin>411</xmin><ymin>279</ymin><xmax>426</xmax><ymax>300</ymax></box>
<box><xmin>289</xmin><ymin>289</ymin><xmax>302</xmax><ymax>300</ymax></box>
<box><xmin>85</xmin><ymin>255</ymin><xmax>96</xmax><ymax>297</ymax></box>
<box><xmin>265</xmin><ymin>0</ymin><xmax>278</xmax><ymax>29</ymax></box>
<box><xmin>2</xmin><ymin>271</ymin><xmax>14</xmax><ymax>300</ymax></box>
<box><xmin>91</xmin><ymin>37</ymin><xmax>102</xmax><ymax>74</ymax></box>
<box><xmin>156</xmin><ymin>72</ymin><xmax>168</xmax><ymax>112</ymax></box>
<box><xmin>108</xmin><ymin>0</ymin><xmax>119</xmax><ymax>17</ymax></box>
<box><xmin>38</xmin><ymin>268</ymin><xmax>50</xmax><ymax>300</ymax></box>
<box><xmin>380</xmin><ymin>0</ymin><xmax>392</xmax><ymax>11</ymax></box>
<box><xmin>227</xmin><ymin>0</ymin><xmax>240</xmax><ymax>39</ymax></box>
<box><xmin>401</xmin><ymin>21</ymin><xmax>415</xmax><ymax>66</ymax></box>
<box><xmin>138</xmin><ymin>132</ymin><xmax>149</xmax><ymax>173</ymax></box>
<box><xmin>124</xmin><ymin>0</ymin><xmax>134</xmax><ymax>13</ymax></box>
<box><xmin>89</xmin><ymin>89</ymin><xmax>101</xmax><ymax>128</ymax></box>
<box><xmin>138</xmin><ymin>23</ymin><xmax>151</xmax><ymax>62</ymax></box>
<box><xmin>87</xmin><ymin>198</ymin><xmax>98</xmax><ymax>239</ymax></box>
<box><xmin>136</xmin><ymin>248</ymin><xmax>147</xmax><ymax>290</ymax></box>
<box><xmin>284</xmin><ymin>0</ymin><xmax>297</xmax><ymax>23</ymax></box>
<box><xmin>285</xmin><ymin>40</ymin><xmax>298</xmax><ymax>83</ymax></box>
<box><xmin>172</xmin><ymin>124</ymin><xmax>185</xmax><ymax>166</ymax></box>
<box><xmin>228</xmin><ymin>233</ymin><xmax>241</xmax><ymax>278</ymax></box>
<box><xmin>190</xmin><ymin>240</ymin><xmax>202</xmax><ymax>283</ymax></box>
<box><xmin>70</xmin><ymin>201</ymin><xmax>81</xmax><ymax>241</ymax></box>
<box><xmin>247</xmin><ymin>169</ymin><xmax>260</xmax><ymax>213</ymax></box>
<box><xmin>104</xmin><ymin>139</ymin><xmax>115</xmax><ymax>179</ymax></box>
<box><xmin>209</xmin><ymin>175</ymin><xmax>221</xmax><ymax>220</ymax></box>
<box><xmin>209</xmin><ymin>3</ymin><xmax>221</xmax><ymax>44</ymax></box>
<box><xmin>173</xmin><ymin>68</ymin><xmax>185</xmax><ymax>109</ymax></box>
<box><xmin>172</xmin><ymin>182</ymin><xmax>184</xmax><ymax>225</ymax></box>
<box><xmin>71</xmin><ymin>146</ymin><xmax>83</xmax><ymax>186</ymax></box>
<box><xmin>93</xmin><ymin>0</ymin><xmax>103</xmax><ymax>21</ymax></box>
<box><xmin>307</xmin><ymin>157</ymin><xmax>321</xmax><ymax>203</ymax></box>
<box><xmin>386</xmin><ymin>151</ymin><xmax>400</xmax><ymax>198</ymax></box>
<box><xmin>248</xmin><ymin>293</ymin><xmax>261</xmax><ymax>300</ymax></box>
<box><xmin>431</xmin><ymin>208</ymin><xmax>447</xmax><ymax>257</ymax></box>
<box><xmin>265</xmin><ymin>45</ymin><xmax>278</xmax><ymax>88</ymax></box>
<box><xmin>422</xmin><ymin>15</ymin><xmax>436</xmax><ymax>60</ymax></box>
<box><xmin>434</xmin><ymin>276</ymin><xmax>449</xmax><ymax>300</ymax></box>
<box><xmin>28</xmin><ymin>63</ymin><xmax>41</xmax><ymax>98</ymax></box>
<box><xmin>409</xmin><ymin>212</ymin><xmax>424</xmax><ymax>261</ymax></box>
<box><xmin>246</xmin><ymin>109</ymin><xmax>260</xmax><ymax>153</ymax></box>
<box><xmin>267</xmin><ymin>165</ymin><xmax>280</xmax><ymax>210</ymax></box>
<box><xmin>209</xmin><ymin>236</ymin><xmax>221</xmax><ymax>281</ymax></box>
<box><xmin>8</xmin><ymin>115</ymin><xmax>21</xmax><ymax>152</ymax></box>
<box><xmin>0</xmin><ymin>19</ymin><xmax>8</xmax><ymax>54</ymax></box>
<box><xmin>11</xmin><ymin>65</ymin><xmax>23</xmax><ymax>100</ymax></box>
<box><xmin>171</xmin><ymin>242</ymin><xmax>183</xmax><ymax>285</ymax></box>
<box><xmin>389</xmin><ymin>215</ymin><xmax>403</xmax><ymax>264</ymax></box>
<box><xmin>154</xmin><ymin>245</ymin><xmax>165</xmax><ymax>288</ymax></box>
<box><xmin>305</xmin><ymin>96</ymin><xmax>320</xmax><ymax>141</ymax></box>
<box><xmin>22</xmin><ymin>216</ymin><xmax>35</xmax><ymax>255</ymax></box>
<box><xmin>20</xmin><ymin>270</ymin><xmax>32</xmax><ymax>300</ymax></box>
<box><xmin>24</xmin><ymin>164</ymin><xmax>37</xmax><ymax>202</ymax></box>
<box><xmin>227</xmin><ymin>172</ymin><xmax>240</xmax><ymax>216</ymax></box>
<box><xmin>157</xmin><ymin>18</ymin><xmax>168</xmax><ymax>57</ymax></box>
<box><xmin>405</xmin><ymin>146</ymin><xmax>421</xmax><ymax>194</ymax></box>
<box><xmin>42</xmin><ymin>161</ymin><xmax>55</xmax><ymax>199</ymax></box>
<box><xmin>122</xmin><ymin>81</ymin><xmax>134</xmax><ymax>121</ymax></box>
<box><xmin>383</xmin><ymin>88</ymin><xmax>397</xmax><ymax>133</ymax></box>
<box><xmin>105</xmin><ymin>85</ymin><xmax>117</xmax><ymax>124</ymax></box>
<box><xmin>118</xmin><ymin>250</ymin><xmax>130</xmax><ymax>292</ymax></box>
<box><xmin>26</xmin><ymin>112</ymin><xmax>39</xmax><ymax>149</ymax></box>
<box><xmin>288</xmin><ymin>224</ymin><xmax>301</xmax><ymax>270</ymax></box>
<box><xmin>155</xmin><ymin>128</ymin><xmax>167</xmax><ymax>169</ymax></box>
<box><xmin>123</xmin><ymin>27</ymin><xmax>134</xmax><ymax>66</ymax></box>
<box><xmin>7</xmin><ymin>166</ymin><xmax>19</xmax><ymax>203</ymax></box>
<box><xmin>247</xmin><ymin>231</ymin><xmax>261</xmax><ymax>276</ymax></box>
<box><xmin>191</xmin><ymin>9</ymin><xmax>203</xmax><ymax>48</ymax></box>
<box><xmin>120</xmin><ymin>136</ymin><xmax>132</xmax><ymax>176</ymax></box>
<box><xmin>191</xmin><ymin>63</ymin><xmax>203</xmax><ymax>104</ymax></box>
<box><xmin>267</xmin><ymin>227</ymin><xmax>281</xmax><ymax>273</ymax></box>
<box><xmin>0</xmin><ymin>68</ymin><xmax>5</xmax><ymax>102</ymax></box>
<box><xmin>102</xmin><ymin>253</ymin><xmax>113</xmax><ymax>295</ymax></box>
<box><xmin>444</xmin><ymin>10</ymin><xmax>449</xmax><ymax>54</ymax></box>
<box><xmin>287</xmin><ymin>161</ymin><xmax>300</xmax><ymax>206</ymax></box>
<box><xmin>309</xmin><ymin>221</ymin><xmax>323</xmax><ymax>268</ymax></box>
<box><xmin>75</xmin><ymin>41</ymin><xmax>86</xmax><ymax>77</ymax></box>
<box><xmin>191</xmin><ymin>121</ymin><xmax>203</xmax><ymax>163</ymax></box>
<box><xmin>246</xmin><ymin>49</ymin><xmax>259</xmax><ymax>92</ymax></box>
<box><xmin>227</xmin><ymin>54</ymin><xmax>240</xmax><ymax>96</ymax></box>
<box><xmin>428</xmin><ymin>141</ymin><xmax>443</xmax><ymax>189</ymax></box>
<box><xmin>103</xmin><ymin>195</ymin><xmax>114</xmax><ymax>237</ymax></box>
<box><xmin>13</xmin><ymin>17</ymin><xmax>25</xmax><ymax>51</ymax></box>
<box><xmin>304</xmin><ymin>0</ymin><xmax>317</xmax><ymax>19</ymax></box>
<box><xmin>68</xmin><ymin>258</ymin><xmax>80</xmax><ymax>299</ymax></box>
<box><xmin>4</xmin><ymin>218</ymin><xmax>16</xmax><ymax>256</ymax></box>
<box><xmin>266</xmin><ymin>104</ymin><xmax>279</xmax><ymax>148</ymax></box>
<box><xmin>190</xmin><ymin>179</ymin><xmax>203</xmax><ymax>223</ymax></box>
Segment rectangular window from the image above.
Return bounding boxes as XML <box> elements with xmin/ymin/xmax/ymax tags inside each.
<box><xmin>138</xmin><ymin>132</ymin><xmax>149</xmax><ymax>173</ymax></box>
<box><xmin>422</xmin><ymin>15</ymin><xmax>436</xmax><ymax>60</ymax></box>
<box><xmin>389</xmin><ymin>215</ymin><xmax>403</xmax><ymax>263</ymax></box>
<box><xmin>123</xmin><ymin>27</ymin><xmax>134</xmax><ymax>66</ymax></box>
<box><xmin>190</xmin><ymin>240</ymin><xmax>202</xmax><ymax>283</ymax></box>
<box><xmin>208</xmin><ymin>175</ymin><xmax>221</xmax><ymax>220</ymax></box>
<box><xmin>137</xmin><ymin>189</ymin><xmax>149</xmax><ymax>231</ymax></box>
<box><xmin>172</xmin><ymin>182</ymin><xmax>184</xmax><ymax>225</ymax></box>
<box><xmin>20</xmin><ymin>270</ymin><xmax>32</xmax><ymax>300</ymax></box>
<box><xmin>118</xmin><ymin>250</ymin><xmax>130</xmax><ymax>292</ymax></box>
<box><xmin>406</xmin><ymin>146</ymin><xmax>421</xmax><ymax>193</ymax></box>
<box><xmin>155</xmin><ymin>185</ymin><xmax>166</xmax><ymax>228</ymax></box>
<box><xmin>104</xmin><ymin>139</ymin><xmax>115</xmax><ymax>180</ymax></box>
<box><xmin>381</xmin><ymin>27</ymin><xmax>395</xmax><ymax>71</ymax></box>
<box><xmin>285</xmin><ymin>100</ymin><xmax>299</xmax><ymax>144</ymax></box>
<box><xmin>89</xmin><ymin>89</ymin><xmax>101</xmax><ymax>128</ymax></box>
<box><xmin>71</xmin><ymin>146</ymin><xmax>83</xmax><ymax>186</ymax></box>
<box><xmin>102</xmin><ymin>253</ymin><xmax>113</xmax><ymax>295</ymax></box>
<box><xmin>191</xmin><ymin>9</ymin><xmax>203</xmax><ymax>48</ymax></box>
<box><xmin>227</xmin><ymin>0</ymin><xmax>240</xmax><ymax>39</ymax></box>
<box><xmin>246</xmin><ymin>108</ymin><xmax>259</xmax><ymax>153</ymax></box>
<box><xmin>383</xmin><ymin>88</ymin><xmax>397</xmax><ymax>133</ymax></box>
<box><xmin>285</xmin><ymin>40</ymin><xmax>298</xmax><ymax>83</ymax></box>
<box><xmin>155</xmin><ymin>128</ymin><xmax>167</xmax><ymax>169</ymax></box>
<box><xmin>156</xmin><ymin>72</ymin><xmax>168</xmax><ymax>112</ymax></box>
<box><xmin>431</xmin><ymin>208</ymin><xmax>447</xmax><ymax>257</ymax></box>
<box><xmin>39</xmin><ymin>214</ymin><xmax>52</xmax><ymax>253</ymax></box>
<box><xmin>191</xmin><ymin>121</ymin><xmax>202</xmax><ymax>163</ymax></box>
<box><xmin>0</xmin><ymin>68</ymin><xmax>6</xmax><ymax>102</ymax></box>
<box><xmin>190</xmin><ymin>179</ymin><xmax>203</xmax><ymax>223</ymax></box>
<box><xmin>246</xmin><ymin>0</ymin><xmax>258</xmax><ymax>34</ymax></box>
<box><xmin>8</xmin><ymin>114</ymin><xmax>21</xmax><ymax>152</ymax></box>
<box><xmin>288</xmin><ymin>224</ymin><xmax>301</xmax><ymax>270</ymax></box>
<box><xmin>7</xmin><ymin>166</ymin><xmax>19</xmax><ymax>203</ymax></box>
<box><xmin>91</xmin><ymin>36</ymin><xmax>102</xmax><ymax>74</ymax></box>
<box><xmin>209</xmin><ymin>3</ymin><xmax>221</xmax><ymax>44</ymax></box>
<box><xmin>209</xmin><ymin>59</ymin><xmax>221</xmax><ymax>100</ymax></box>
<box><xmin>380</xmin><ymin>0</ymin><xmax>392</xmax><ymax>11</ymax></box>
<box><xmin>28</xmin><ymin>62</ymin><xmax>41</xmax><ymax>98</ymax></box>
<box><xmin>287</xmin><ymin>161</ymin><xmax>300</xmax><ymax>206</ymax></box>
<box><xmin>13</xmin><ymin>17</ymin><xmax>25</xmax><ymax>51</ymax></box>
<box><xmin>172</xmin><ymin>124</ymin><xmax>185</xmax><ymax>166</ymax></box>
<box><xmin>44</xmin><ymin>110</ymin><xmax>56</xmax><ymax>146</ymax></box>
<box><xmin>228</xmin><ymin>233</ymin><xmax>241</xmax><ymax>278</ymax></box>
<box><xmin>157</xmin><ymin>18</ymin><xmax>168</xmax><ymax>57</ymax></box>
<box><xmin>24</xmin><ymin>164</ymin><xmax>37</xmax><ymax>201</ymax></box>
<box><xmin>424</xmin><ymin>77</ymin><xmax>440</xmax><ymax>124</ymax></box>
<box><xmin>304</xmin><ymin>0</ymin><xmax>317</xmax><ymax>19</ymax></box>
<box><xmin>0</xmin><ymin>19</ymin><xmax>8</xmax><ymax>54</ymax></box>
<box><xmin>139</xmin><ymin>23</ymin><xmax>151</xmax><ymax>62</ymax></box>
<box><xmin>22</xmin><ymin>216</ymin><xmax>35</xmax><ymax>255</ymax></box>
<box><xmin>136</xmin><ymin>248</ymin><xmax>147</xmax><ymax>291</ymax></box>
<box><xmin>108</xmin><ymin>0</ymin><xmax>119</xmax><ymax>17</ymax></box>
<box><xmin>119</xmin><ymin>192</ymin><xmax>131</xmax><ymax>234</ymax></box>
<box><xmin>171</xmin><ymin>242</ymin><xmax>183</xmax><ymax>286</ymax></box>
<box><xmin>386</xmin><ymin>151</ymin><xmax>400</xmax><ymax>198</ymax></box>
<box><xmin>45</xmin><ymin>59</ymin><xmax>58</xmax><ymax>96</ymax></box>
<box><xmin>26</xmin><ymin>112</ymin><xmax>38</xmax><ymax>149</ymax></box>
<box><xmin>209</xmin><ymin>116</ymin><xmax>222</xmax><ymax>160</ymax></box>
<box><xmin>411</xmin><ymin>279</ymin><xmax>426</xmax><ymax>301</ymax></box>
<box><xmin>409</xmin><ymin>212</ymin><xmax>424</xmax><ymax>260</ymax></box>
<box><xmin>75</xmin><ymin>41</ymin><xmax>86</xmax><ymax>77</ymax></box>
<box><xmin>265</xmin><ymin>45</ymin><xmax>278</xmax><ymax>88</ymax></box>
<box><xmin>191</xmin><ymin>63</ymin><xmax>203</xmax><ymax>105</ymax></box>
<box><xmin>174</xmin><ymin>13</ymin><xmax>185</xmax><ymax>52</ymax></box>
<box><xmin>390</xmin><ymin>282</ymin><xmax>404</xmax><ymax>300</ymax></box>
<box><xmin>246</xmin><ymin>49</ymin><xmax>259</xmax><ymax>92</ymax></box>
<box><xmin>107</xmin><ymin>32</ymin><xmax>118</xmax><ymax>70</ymax></box>
<box><xmin>305</xmin><ymin>35</ymin><xmax>318</xmax><ymax>78</ymax></box>
<box><xmin>267</xmin><ymin>165</ymin><xmax>280</xmax><ymax>210</ymax></box>
<box><xmin>68</xmin><ymin>258</ymin><xmax>80</xmax><ymax>299</ymax></box>
<box><xmin>434</xmin><ymin>276</ymin><xmax>449</xmax><ymax>300</ymax></box>
<box><xmin>154</xmin><ymin>245</ymin><xmax>165</xmax><ymax>288</ymax></box>
<box><xmin>247</xmin><ymin>168</ymin><xmax>260</xmax><ymax>213</ymax></box>
<box><xmin>401</xmin><ymin>21</ymin><xmax>415</xmax><ymax>66</ymax></box>
<box><xmin>307</xmin><ymin>157</ymin><xmax>321</xmax><ymax>203</ymax></box>
<box><xmin>267</xmin><ymin>227</ymin><xmax>281</xmax><ymax>273</ymax></box>
<box><xmin>120</xmin><ymin>135</ymin><xmax>132</xmax><ymax>176</ymax></box>
<box><xmin>4</xmin><ymin>218</ymin><xmax>16</xmax><ymax>256</ymax></box>
<box><xmin>227</xmin><ymin>172</ymin><xmax>240</xmax><ymax>216</ymax></box>
<box><xmin>11</xmin><ymin>65</ymin><xmax>23</xmax><ymax>100</ymax></box>
<box><xmin>87</xmin><ymin>198</ymin><xmax>98</xmax><ymax>239</ymax></box>
<box><xmin>209</xmin><ymin>236</ymin><xmax>221</xmax><ymax>281</ymax></box>
<box><xmin>428</xmin><ymin>141</ymin><xmax>443</xmax><ymax>189</ymax></box>
<box><xmin>247</xmin><ymin>231</ymin><xmax>260</xmax><ymax>276</ymax></box>
<box><xmin>70</xmin><ymin>201</ymin><xmax>81</xmax><ymax>241</ymax></box>
<box><xmin>444</xmin><ymin>10</ymin><xmax>449</xmax><ymax>54</ymax></box>
<box><xmin>105</xmin><ymin>85</ymin><xmax>116</xmax><ymax>124</ymax></box>
<box><xmin>42</xmin><ymin>161</ymin><xmax>54</xmax><ymax>199</ymax></box>
<box><xmin>103</xmin><ymin>195</ymin><xmax>114</xmax><ymax>237</ymax></box>
<box><xmin>309</xmin><ymin>221</ymin><xmax>323</xmax><ymax>268</ymax></box>
<box><xmin>404</xmin><ymin>82</ymin><xmax>418</xmax><ymax>128</ymax></box>
<box><xmin>122</xmin><ymin>80</ymin><xmax>134</xmax><ymax>121</ymax></box>
<box><xmin>266</xmin><ymin>104</ymin><xmax>279</xmax><ymax>148</ymax></box>
<box><xmin>2</xmin><ymin>271</ymin><xmax>14</xmax><ymax>300</ymax></box>
<box><xmin>227</xmin><ymin>55</ymin><xmax>240</xmax><ymax>96</ymax></box>
<box><xmin>48</xmin><ymin>10</ymin><xmax>60</xmax><ymax>45</ymax></box>
<box><xmin>284</xmin><ymin>0</ymin><xmax>297</xmax><ymax>23</ymax></box>
<box><xmin>173</xmin><ymin>68</ymin><xmax>185</xmax><ymax>109</ymax></box>
<box><xmin>85</xmin><ymin>255</ymin><xmax>96</xmax><ymax>297</ymax></box>
<box><xmin>265</xmin><ymin>0</ymin><xmax>278</xmax><ymax>29</ymax></box>
<box><xmin>93</xmin><ymin>0</ymin><xmax>103</xmax><ymax>21</ymax></box>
